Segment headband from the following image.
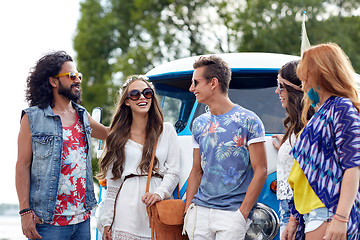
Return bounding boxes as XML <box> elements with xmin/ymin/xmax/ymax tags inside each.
<box><xmin>122</xmin><ymin>75</ymin><xmax>149</xmax><ymax>88</ymax></box>
<box><xmin>278</xmin><ymin>75</ymin><xmax>303</xmax><ymax>92</ymax></box>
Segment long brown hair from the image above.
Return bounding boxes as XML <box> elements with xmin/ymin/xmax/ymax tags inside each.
<box><xmin>97</xmin><ymin>76</ymin><xmax>164</xmax><ymax>180</ymax></box>
<box><xmin>297</xmin><ymin>43</ymin><xmax>360</xmax><ymax>125</ymax></box>
<box><xmin>279</xmin><ymin>61</ymin><xmax>314</xmax><ymax>145</ymax></box>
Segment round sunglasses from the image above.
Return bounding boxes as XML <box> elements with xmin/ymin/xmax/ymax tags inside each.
<box><xmin>127</xmin><ymin>88</ymin><xmax>154</xmax><ymax>101</ymax></box>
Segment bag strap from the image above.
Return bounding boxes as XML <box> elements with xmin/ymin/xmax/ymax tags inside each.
<box><xmin>176</xmin><ymin>185</ymin><xmax>181</xmax><ymax>199</ymax></box>
<box><xmin>145</xmin><ymin>140</ymin><xmax>158</xmax><ymax>240</ymax></box>
<box><xmin>146</xmin><ymin>140</ymin><xmax>158</xmax><ymax>193</ymax></box>
<box><xmin>145</xmin><ymin>139</ymin><xmax>182</xmax><ymax>240</ymax></box>
<box><xmin>145</xmin><ymin>140</ymin><xmax>181</xmax><ymax>199</ymax></box>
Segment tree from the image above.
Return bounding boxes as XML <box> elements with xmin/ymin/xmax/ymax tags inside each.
<box><xmin>75</xmin><ymin>1</ymin><xmax>360</xmax><ymax>115</ymax></box>
<box><xmin>74</xmin><ymin>0</ymin><xmax>360</xmax><ymax>177</ymax></box>
<box><xmin>74</xmin><ymin>0</ymin><xmax>224</xmax><ymax>122</ymax></box>
<box><xmin>74</xmin><ymin>0</ymin><xmax>118</xmax><ymax>125</ymax></box>
<box><xmin>224</xmin><ymin>0</ymin><xmax>360</xmax><ymax>70</ymax></box>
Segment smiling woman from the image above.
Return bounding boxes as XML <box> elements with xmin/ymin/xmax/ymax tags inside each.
<box><xmin>96</xmin><ymin>75</ymin><xmax>180</xmax><ymax>239</ymax></box>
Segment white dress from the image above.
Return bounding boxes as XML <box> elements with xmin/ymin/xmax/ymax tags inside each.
<box><xmin>100</xmin><ymin>122</ymin><xmax>180</xmax><ymax>240</ymax></box>
<box><xmin>276</xmin><ymin>133</ymin><xmax>296</xmax><ymax>200</ymax></box>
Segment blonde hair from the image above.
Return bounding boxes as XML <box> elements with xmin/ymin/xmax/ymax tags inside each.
<box><xmin>297</xmin><ymin>42</ymin><xmax>360</xmax><ymax>125</ymax></box>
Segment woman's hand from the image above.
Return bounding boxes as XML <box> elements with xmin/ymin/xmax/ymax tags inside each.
<box><xmin>142</xmin><ymin>192</ymin><xmax>161</xmax><ymax>206</ymax></box>
<box><xmin>281</xmin><ymin>219</ymin><xmax>298</xmax><ymax>240</ymax></box>
<box><xmin>272</xmin><ymin>134</ymin><xmax>283</xmax><ymax>150</ymax></box>
<box><xmin>103</xmin><ymin>226</ymin><xmax>112</xmax><ymax>240</ymax></box>
<box><xmin>323</xmin><ymin>219</ymin><xmax>347</xmax><ymax>240</ymax></box>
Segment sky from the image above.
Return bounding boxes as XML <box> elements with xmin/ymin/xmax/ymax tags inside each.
<box><xmin>0</xmin><ymin>0</ymin><xmax>81</xmax><ymax>204</ymax></box>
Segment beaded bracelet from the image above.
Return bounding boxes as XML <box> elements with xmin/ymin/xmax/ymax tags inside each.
<box><xmin>19</xmin><ymin>207</ymin><xmax>32</xmax><ymax>215</ymax></box>
<box><xmin>333</xmin><ymin>215</ymin><xmax>348</xmax><ymax>223</ymax></box>
<box><xmin>20</xmin><ymin>209</ymin><xmax>36</xmax><ymax>221</ymax></box>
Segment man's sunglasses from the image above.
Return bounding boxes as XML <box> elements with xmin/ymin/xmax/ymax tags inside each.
<box><xmin>55</xmin><ymin>72</ymin><xmax>83</xmax><ymax>82</ymax></box>
<box><xmin>127</xmin><ymin>88</ymin><xmax>154</xmax><ymax>101</ymax></box>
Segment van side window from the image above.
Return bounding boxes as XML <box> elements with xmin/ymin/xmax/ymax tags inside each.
<box><xmin>190</xmin><ymin>87</ymin><xmax>285</xmax><ymax>134</ymax></box>
<box><xmin>158</xmin><ymin>95</ymin><xmax>182</xmax><ymax>126</ymax></box>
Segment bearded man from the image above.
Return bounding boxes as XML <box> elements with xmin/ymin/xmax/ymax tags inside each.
<box><xmin>16</xmin><ymin>51</ymin><xmax>109</xmax><ymax>240</ymax></box>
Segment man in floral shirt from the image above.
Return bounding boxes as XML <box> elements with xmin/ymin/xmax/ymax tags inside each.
<box><xmin>16</xmin><ymin>51</ymin><xmax>109</xmax><ymax>240</ymax></box>
<box><xmin>184</xmin><ymin>55</ymin><xmax>267</xmax><ymax>240</ymax></box>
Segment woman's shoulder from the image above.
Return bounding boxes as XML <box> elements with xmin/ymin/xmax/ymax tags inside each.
<box><xmin>162</xmin><ymin>122</ymin><xmax>177</xmax><ymax>134</ymax></box>
<box><xmin>332</xmin><ymin>96</ymin><xmax>353</xmax><ymax>106</ymax></box>
<box><xmin>331</xmin><ymin>96</ymin><xmax>358</xmax><ymax>114</ymax></box>
<box><xmin>163</xmin><ymin>121</ymin><xmax>174</xmax><ymax>129</ymax></box>
<box><xmin>159</xmin><ymin>122</ymin><xmax>178</xmax><ymax>143</ymax></box>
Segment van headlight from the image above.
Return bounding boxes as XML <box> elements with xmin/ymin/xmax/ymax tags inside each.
<box><xmin>245</xmin><ymin>203</ymin><xmax>279</xmax><ymax>240</ymax></box>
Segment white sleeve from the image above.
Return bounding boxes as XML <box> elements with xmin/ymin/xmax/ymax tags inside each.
<box><xmin>192</xmin><ymin>135</ymin><xmax>199</xmax><ymax>149</ymax></box>
<box><xmin>153</xmin><ymin>123</ymin><xmax>180</xmax><ymax>200</ymax></box>
<box><xmin>99</xmin><ymin>167</ymin><xmax>123</xmax><ymax>227</ymax></box>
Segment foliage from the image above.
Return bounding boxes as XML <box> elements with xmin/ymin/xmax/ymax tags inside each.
<box><xmin>220</xmin><ymin>0</ymin><xmax>360</xmax><ymax>71</ymax></box>
<box><xmin>74</xmin><ymin>0</ymin><xmax>360</xmax><ymax>177</ymax></box>
<box><xmin>74</xmin><ymin>1</ymin><xmax>360</xmax><ymax>120</ymax></box>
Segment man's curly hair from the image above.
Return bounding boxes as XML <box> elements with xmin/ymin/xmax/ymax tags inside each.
<box><xmin>26</xmin><ymin>51</ymin><xmax>73</xmax><ymax>108</ymax></box>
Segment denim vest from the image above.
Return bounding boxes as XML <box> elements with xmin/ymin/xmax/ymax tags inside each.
<box><xmin>23</xmin><ymin>102</ymin><xmax>97</xmax><ymax>222</ymax></box>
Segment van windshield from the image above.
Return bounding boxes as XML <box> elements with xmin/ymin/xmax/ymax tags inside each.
<box><xmin>151</xmin><ymin>74</ymin><xmax>286</xmax><ymax>135</ymax></box>
<box><xmin>191</xmin><ymin>87</ymin><xmax>285</xmax><ymax>134</ymax></box>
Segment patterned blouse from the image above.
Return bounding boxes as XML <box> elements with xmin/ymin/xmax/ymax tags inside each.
<box><xmin>291</xmin><ymin>96</ymin><xmax>360</xmax><ymax>239</ymax></box>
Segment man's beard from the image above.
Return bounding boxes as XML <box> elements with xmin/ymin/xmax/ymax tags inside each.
<box><xmin>58</xmin><ymin>80</ymin><xmax>81</xmax><ymax>103</ymax></box>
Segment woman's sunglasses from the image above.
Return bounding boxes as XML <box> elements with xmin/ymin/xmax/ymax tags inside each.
<box><xmin>277</xmin><ymin>81</ymin><xmax>285</xmax><ymax>91</ymax></box>
<box><xmin>55</xmin><ymin>72</ymin><xmax>83</xmax><ymax>82</ymax></box>
<box><xmin>127</xmin><ymin>88</ymin><xmax>154</xmax><ymax>101</ymax></box>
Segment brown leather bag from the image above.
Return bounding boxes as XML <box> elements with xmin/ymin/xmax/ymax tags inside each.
<box><xmin>146</xmin><ymin>141</ymin><xmax>188</xmax><ymax>240</ymax></box>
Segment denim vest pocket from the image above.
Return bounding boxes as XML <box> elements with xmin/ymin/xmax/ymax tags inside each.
<box><xmin>33</xmin><ymin>136</ymin><xmax>54</xmax><ymax>159</ymax></box>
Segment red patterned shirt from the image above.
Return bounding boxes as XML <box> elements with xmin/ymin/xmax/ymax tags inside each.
<box><xmin>50</xmin><ymin>113</ymin><xmax>90</xmax><ymax>226</ymax></box>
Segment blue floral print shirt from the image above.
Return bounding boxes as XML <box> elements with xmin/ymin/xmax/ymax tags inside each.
<box><xmin>191</xmin><ymin>104</ymin><xmax>265</xmax><ymax>211</ymax></box>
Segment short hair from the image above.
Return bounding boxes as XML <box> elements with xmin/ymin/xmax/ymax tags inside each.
<box><xmin>193</xmin><ymin>55</ymin><xmax>232</xmax><ymax>93</ymax></box>
<box><xmin>26</xmin><ymin>51</ymin><xmax>73</xmax><ymax>108</ymax></box>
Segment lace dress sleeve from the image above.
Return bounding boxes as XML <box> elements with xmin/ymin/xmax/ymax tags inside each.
<box><xmin>100</xmin><ymin>167</ymin><xmax>123</xmax><ymax>227</ymax></box>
